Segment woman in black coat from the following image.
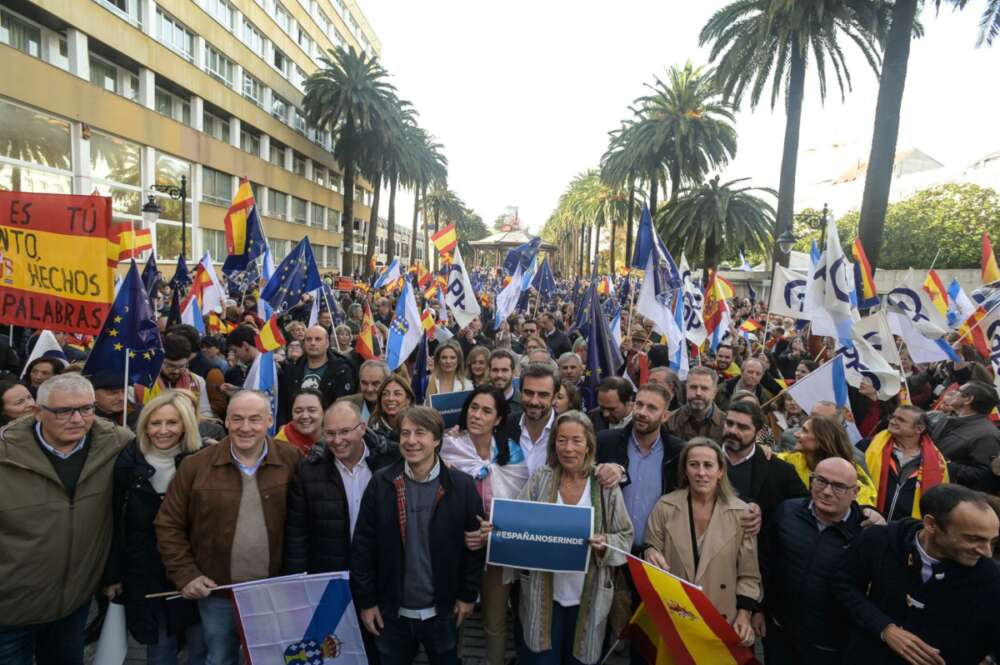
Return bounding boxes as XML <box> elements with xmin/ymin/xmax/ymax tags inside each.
<box><xmin>104</xmin><ymin>391</ymin><xmax>206</xmax><ymax>665</ymax></box>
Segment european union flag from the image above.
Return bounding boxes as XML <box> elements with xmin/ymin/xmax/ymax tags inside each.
<box><xmin>261</xmin><ymin>237</ymin><xmax>322</xmax><ymax>313</ymax></box>
<box><xmin>411</xmin><ymin>333</ymin><xmax>429</xmax><ymax>405</ymax></box>
<box><xmin>170</xmin><ymin>254</ymin><xmax>191</xmax><ymax>291</ymax></box>
<box><xmin>83</xmin><ymin>260</ymin><xmax>163</xmax><ymax>386</ymax></box>
<box><xmin>531</xmin><ymin>258</ymin><xmax>556</xmax><ymax>302</ymax></box>
<box><xmin>580</xmin><ymin>283</ymin><xmax>624</xmax><ymax>411</ymax></box>
<box><xmin>748</xmin><ymin>282</ymin><xmax>757</xmax><ymax>305</ymax></box>
<box><xmin>141</xmin><ymin>253</ymin><xmax>162</xmax><ymax>313</ymax></box>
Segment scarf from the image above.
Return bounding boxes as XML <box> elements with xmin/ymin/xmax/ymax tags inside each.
<box><xmin>275</xmin><ymin>423</ymin><xmax>317</xmax><ymax>456</ymax></box>
<box><xmin>440</xmin><ymin>433</ymin><xmax>529</xmax><ymax>515</ymax></box>
<box><xmin>135</xmin><ymin>368</ymin><xmax>197</xmax><ymax>405</ymax></box>
<box><xmin>866</xmin><ymin>430</ymin><xmax>948</xmax><ymax>519</ymax></box>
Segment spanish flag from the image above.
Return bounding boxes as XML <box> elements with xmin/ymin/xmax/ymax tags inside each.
<box><xmin>738</xmin><ymin>319</ymin><xmax>761</xmax><ymax>333</ymax></box>
<box><xmin>983</xmin><ymin>233</ymin><xmax>1000</xmax><ymax>285</ymax></box>
<box><xmin>254</xmin><ymin>315</ymin><xmax>286</xmax><ymax>352</ymax></box>
<box><xmin>959</xmin><ymin>305</ymin><xmax>990</xmax><ymax>358</ymax></box>
<box><xmin>851</xmin><ymin>238</ymin><xmax>879</xmax><ymax>308</ymax></box>
<box><xmin>420</xmin><ymin>308</ymin><xmax>436</xmax><ymax>333</ymax></box>
<box><xmin>703</xmin><ymin>272</ymin><xmax>734</xmax><ymax>339</ymax></box>
<box><xmin>431</xmin><ymin>223</ymin><xmax>458</xmax><ymax>254</ymax></box>
<box><xmin>922</xmin><ymin>269</ymin><xmax>950</xmax><ymax>320</ymax></box>
<box><xmin>356</xmin><ymin>301</ymin><xmax>377</xmax><ymax>360</ymax></box>
<box><xmin>624</xmin><ymin>557</ymin><xmax>760</xmax><ymax>665</ymax></box>
<box><xmin>108</xmin><ymin>224</ymin><xmax>153</xmax><ymax>265</ymax></box>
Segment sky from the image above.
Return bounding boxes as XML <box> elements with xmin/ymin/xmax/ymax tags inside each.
<box><xmin>358</xmin><ymin>1</ymin><xmax>1000</xmax><ymax>235</ymax></box>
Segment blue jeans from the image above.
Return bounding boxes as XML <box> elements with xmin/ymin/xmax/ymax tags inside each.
<box><xmin>198</xmin><ymin>595</ymin><xmax>240</xmax><ymax>665</ymax></box>
<box><xmin>147</xmin><ymin>609</ymin><xmax>208</xmax><ymax>665</ymax></box>
<box><xmin>517</xmin><ymin>602</ymin><xmax>588</xmax><ymax>665</ymax></box>
<box><xmin>375</xmin><ymin>613</ymin><xmax>458</xmax><ymax>665</ymax></box>
<box><xmin>0</xmin><ymin>602</ymin><xmax>90</xmax><ymax>665</ymax></box>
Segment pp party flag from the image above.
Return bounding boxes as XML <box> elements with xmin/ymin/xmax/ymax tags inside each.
<box><xmin>260</xmin><ymin>237</ymin><xmax>322</xmax><ymax>313</ymax></box>
<box><xmin>886</xmin><ymin>268</ymin><xmax>951</xmax><ymax>337</ymax></box>
<box><xmin>836</xmin><ymin>332</ymin><xmax>901</xmax><ymax>401</ymax></box>
<box><xmin>769</xmin><ymin>265</ymin><xmax>807</xmax><ymax>320</ymax></box>
<box><xmin>803</xmin><ymin>213</ymin><xmax>858</xmax><ymax>342</ymax></box>
<box><xmin>851</xmin><ymin>238</ymin><xmax>879</xmax><ymax>309</ymax></box>
<box><xmin>624</xmin><ymin>556</ymin><xmax>760</xmax><ymax>665</ymax></box>
<box><xmin>83</xmin><ymin>260</ymin><xmax>164</xmax><ymax>387</ymax></box>
<box><xmin>494</xmin><ymin>263</ymin><xmax>525</xmax><ymax>331</ymax></box>
<box><xmin>580</xmin><ymin>283</ymin><xmax>624</xmax><ymax>411</ymax></box>
<box><xmin>255</xmin><ymin>315</ymin><xmax>286</xmax><ymax>353</ymax></box>
<box><xmin>810</xmin><ymin>239</ymin><xmax>822</xmax><ymax>269</ymax></box>
<box><xmin>531</xmin><ymin>257</ymin><xmax>556</xmax><ymax>301</ymax></box>
<box><xmin>373</xmin><ymin>258</ymin><xmax>402</xmax><ymax>291</ymax></box>
<box><xmin>107</xmin><ymin>223</ymin><xmax>153</xmax><ymax>265</ymax></box>
<box><xmin>243</xmin><ymin>349</ymin><xmax>278</xmax><ymax>435</ymax></box>
<box><xmin>222</xmin><ymin>177</ymin><xmax>266</xmax><ymax>274</ymax></box>
<box><xmin>20</xmin><ymin>330</ymin><xmax>68</xmax><ymax>379</ymax></box>
<box><xmin>853</xmin><ymin>311</ymin><xmax>901</xmax><ymax>366</ymax></box>
<box><xmin>445</xmin><ymin>246</ymin><xmax>481</xmax><ymax>330</ymax></box>
<box><xmin>787</xmin><ymin>354</ymin><xmax>850</xmax><ymax>416</ymax></box>
<box><xmin>922</xmin><ymin>269</ymin><xmax>951</xmax><ymax>323</ymax></box>
<box><xmin>983</xmin><ymin>233</ymin><xmax>1000</xmax><ymax>285</ymax></box>
<box><xmin>679</xmin><ymin>255</ymin><xmax>706</xmax><ymax>348</ymax></box>
<box><xmin>232</xmin><ymin>572</ymin><xmax>366</xmax><ymax>665</ymax></box>
<box><xmin>386</xmin><ymin>279</ymin><xmax>423</xmax><ymax>371</ymax></box>
<box><xmin>355</xmin><ymin>301</ymin><xmax>377</xmax><ymax>360</ymax></box>
<box><xmin>431</xmin><ymin>223</ymin><xmax>458</xmax><ymax>254</ymax></box>
<box><xmin>888</xmin><ymin>304</ymin><xmax>959</xmax><ymax>364</ymax></box>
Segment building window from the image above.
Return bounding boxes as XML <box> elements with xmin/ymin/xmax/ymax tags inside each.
<box><xmin>0</xmin><ymin>9</ymin><xmax>41</xmax><ymax>58</ymax></box>
<box><xmin>202</xmin><ymin>167</ymin><xmax>232</xmax><ymax>206</ymax></box>
<box><xmin>292</xmin><ymin>153</ymin><xmax>306</xmax><ymax>176</ymax></box>
<box><xmin>269</xmin><ymin>142</ymin><xmax>285</xmax><ymax>167</ymax></box>
<box><xmin>316</xmin><ymin>9</ymin><xmax>330</xmax><ymax>35</ymax></box>
<box><xmin>271</xmin><ymin>95</ymin><xmax>290</xmax><ymax>123</ymax></box>
<box><xmin>205</xmin><ymin>45</ymin><xmax>234</xmax><ymax>86</ymax></box>
<box><xmin>243</xmin><ymin>18</ymin><xmax>264</xmax><ymax>56</ymax></box>
<box><xmin>203</xmin><ymin>111</ymin><xmax>230</xmax><ymax>143</ymax></box>
<box><xmin>89</xmin><ymin>56</ymin><xmax>118</xmax><ymax>93</ymax></box>
<box><xmin>0</xmin><ymin>98</ymin><xmax>72</xmax><ymax>193</ymax></box>
<box><xmin>310</xmin><ymin>203</ymin><xmax>324</xmax><ymax>228</ymax></box>
<box><xmin>274</xmin><ymin>2</ymin><xmax>291</xmax><ymax>33</ymax></box>
<box><xmin>154</xmin><ymin>88</ymin><xmax>191</xmax><ymax>126</ymax></box>
<box><xmin>202</xmin><ymin>228</ymin><xmax>227</xmax><ymax>258</ymax></box>
<box><xmin>242</xmin><ymin>72</ymin><xmax>264</xmax><ymax>106</ymax></box>
<box><xmin>272</xmin><ymin>47</ymin><xmax>289</xmax><ymax>77</ymax></box>
<box><xmin>296</xmin><ymin>25</ymin><xmax>313</xmax><ymax>54</ymax></box>
<box><xmin>268</xmin><ymin>190</ymin><xmax>288</xmax><ymax>219</ymax></box>
<box><xmin>203</xmin><ymin>0</ymin><xmax>234</xmax><ymax>31</ymax></box>
<box><xmin>327</xmin><ymin>208</ymin><xmax>338</xmax><ymax>230</ymax></box>
<box><xmin>292</xmin><ymin>197</ymin><xmax>307</xmax><ymax>224</ymax></box>
<box><xmin>290</xmin><ymin>108</ymin><xmax>306</xmax><ymax>134</ymax></box>
<box><xmin>271</xmin><ymin>238</ymin><xmax>289</xmax><ymax>260</ymax></box>
<box><xmin>293</xmin><ymin>64</ymin><xmax>308</xmax><ymax>91</ymax></box>
<box><xmin>155</xmin><ymin>9</ymin><xmax>194</xmax><ymax>61</ymax></box>
<box><xmin>240</xmin><ymin>128</ymin><xmax>260</xmax><ymax>156</ymax></box>
<box><xmin>313</xmin><ymin>165</ymin><xmax>326</xmax><ymax>187</ymax></box>
<box><xmin>90</xmin><ymin>131</ymin><xmax>142</xmax><ymax>218</ymax></box>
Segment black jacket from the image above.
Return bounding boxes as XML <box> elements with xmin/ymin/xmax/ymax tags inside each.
<box><xmin>284</xmin><ymin>430</ymin><xmax>400</xmax><ymax>575</ymax></box>
<box><xmin>930</xmin><ymin>412</ymin><xmax>1000</xmax><ymax>491</ymax></box>
<box><xmin>596</xmin><ymin>423</ymin><xmax>686</xmax><ymax>495</ymax></box>
<box><xmin>833</xmin><ymin>519</ymin><xmax>1000</xmax><ymax>665</ymax></box>
<box><xmin>727</xmin><ymin>447</ymin><xmax>808</xmax><ymax>524</ymax></box>
<box><xmin>279</xmin><ymin>350</ymin><xmax>357</xmax><ymax>423</ymax></box>
<box><xmin>106</xmin><ymin>440</ymin><xmax>199</xmax><ymax>645</ymax></box>
<box><xmin>349</xmin><ymin>459</ymin><xmax>485</xmax><ymax>617</ymax></box>
<box><xmin>761</xmin><ymin>498</ymin><xmax>864</xmax><ymax>660</ymax></box>
<box><xmin>544</xmin><ymin>329</ymin><xmax>572</xmax><ymax>359</ymax></box>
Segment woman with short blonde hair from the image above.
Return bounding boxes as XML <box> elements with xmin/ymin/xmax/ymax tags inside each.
<box><xmin>135</xmin><ymin>391</ymin><xmax>201</xmax><ymax>456</ymax></box>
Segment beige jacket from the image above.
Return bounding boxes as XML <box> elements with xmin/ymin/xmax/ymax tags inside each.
<box><xmin>643</xmin><ymin>489</ymin><xmax>761</xmax><ymax>623</ymax></box>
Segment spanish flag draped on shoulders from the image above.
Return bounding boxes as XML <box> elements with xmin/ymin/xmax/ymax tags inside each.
<box><xmin>777</xmin><ymin>451</ymin><xmax>879</xmax><ymax>508</ymax></box>
<box><xmin>865</xmin><ymin>430</ymin><xmax>948</xmax><ymax>519</ymax></box>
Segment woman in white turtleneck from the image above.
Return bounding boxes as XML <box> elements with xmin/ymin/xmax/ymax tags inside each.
<box><xmin>103</xmin><ymin>391</ymin><xmax>207</xmax><ymax>665</ymax></box>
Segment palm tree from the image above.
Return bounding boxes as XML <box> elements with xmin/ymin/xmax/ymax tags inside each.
<box><xmin>658</xmin><ymin>176</ymin><xmax>775</xmax><ymax>284</ymax></box>
<box><xmin>407</xmin><ymin>127</ymin><xmax>447</xmax><ymax>268</ymax></box>
<box><xmin>700</xmin><ymin>0</ymin><xmax>884</xmax><ymax>267</ymax></box>
<box><xmin>303</xmin><ymin>45</ymin><xmax>398</xmax><ymax>276</ymax></box>
<box><xmin>858</xmin><ymin>0</ymin><xmax>999</xmax><ymax>271</ymax></box>
<box><xmin>422</xmin><ymin>184</ymin><xmax>464</xmax><ymax>271</ymax></box>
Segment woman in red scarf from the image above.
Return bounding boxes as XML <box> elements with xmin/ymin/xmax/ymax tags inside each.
<box><xmin>275</xmin><ymin>388</ymin><xmax>325</xmax><ymax>455</ymax></box>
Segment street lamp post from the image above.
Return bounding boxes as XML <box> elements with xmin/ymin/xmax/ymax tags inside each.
<box><xmin>141</xmin><ymin>174</ymin><xmax>188</xmax><ymax>258</ymax></box>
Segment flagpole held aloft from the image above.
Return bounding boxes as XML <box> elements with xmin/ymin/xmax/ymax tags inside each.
<box><xmin>122</xmin><ymin>348</ymin><xmax>129</xmax><ymax>429</ymax></box>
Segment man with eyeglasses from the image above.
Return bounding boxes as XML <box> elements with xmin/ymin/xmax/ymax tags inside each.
<box><xmin>155</xmin><ymin>390</ymin><xmax>301</xmax><ymax>665</ymax></box>
<box><xmin>758</xmin><ymin>458</ymin><xmax>868</xmax><ymax>665</ymax></box>
<box><xmin>0</xmin><ymin>373</ymin><xmax>132</xmax><ymax>665</ymax></box>
<box><xmin>930</xmin><ymin>380</ymin><xmax>1000</xmax><ymax>491</ymax></box>
<box><xmin>135</xmin><ymin>334</ymin><xmax>213</xmax><ymax>417</ymax></box>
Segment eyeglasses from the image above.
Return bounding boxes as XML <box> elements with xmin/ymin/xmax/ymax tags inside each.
<box><xmin>162</xmin><ymin>360</ymin><xmax>188</xmax><ymax>371</ymax></box>
<box><xmin>41</xmin><ymin>404</ymin><xmax>96</xmax><ymax>421</ymax></box>
<box><xmin>809</xmin><ymin>473</ymin><xmax>856</xmax><ymax>496</ymax></box>
<box><xmin>324</xmin><ymin>422</ymin><xmax>362</xmax><ymax>441</ymax></box>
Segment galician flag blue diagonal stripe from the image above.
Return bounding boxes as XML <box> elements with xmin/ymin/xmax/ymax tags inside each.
<box><xmin>303</xmin><ymin>579</ymin><xmax>352</xmax><ymax>642</ymax></box>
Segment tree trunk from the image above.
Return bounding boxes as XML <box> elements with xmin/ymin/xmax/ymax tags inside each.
<box><xmin>703</xmin><ymin>229</ymin><xmax>720</xmax><ymax>287</ymax></box>
<box><xmin>773</xmin><ymin>34</ymin><xmax>806</xmax><ymax>269</ymax></box>
<box><xmin>422</xmin><ymin>185</ymin><xmax>430</xmax><ymax>271</ymax></box>
<box><xmin>668</xmin><ymin>163</ymin><xmax>681</xmax><ymax>206</ymax></box>
<box><xmin>364</xmin><ymin>171</ymin><xmax>382</xmax><ymax>279</ymax></box>
<box><xmin>577</xmin><ymin>224</ymin><xmax>586</xmax><ymax>277</ymax></box>
<box><xmin>410</xmin><ymin>185</ymin><xmax>421</xmax><ymax>265</ymax></box>
<box><xmin>857</xmin><ymin>0</ymin><xmax>917</xmax><ymax>274</ymax></box>
<box><xmin>433</xmin><ymin>202</ymin><xmax>441</xmax><ymax>273</ymax></box>
<box><xmin>609</xmin><ymin>216</ymin><xmax>618</xmax><ymax>276</ymax></box>
<box><xmin>591</xmin><ymin>216</ymin><xmax>601</xmax><ymax>278</ymax></box>
<box><xmin>625</xmin><ymin>179</ymin><xmax>636</xmax><ymax>267</ymax></box>
<box><xmin>648</xmin><ymin>175</ymin><xmax>659</xmax><ymax>219</ymax></box>
<box><xmin>386</xmin><ymin>174</ymin><xmax>398</xmax><ymax>265</ymax></box>
<box><xmin>341</xmin><ymin>150</ymin><xmax>356</xmax><ymax>277</ymax></box>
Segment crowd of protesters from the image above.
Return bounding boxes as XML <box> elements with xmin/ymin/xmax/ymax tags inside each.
<box><xmin>1</xmin><ymin>272</ymin><xmax>999</xmax><ymax>665</ymax></box>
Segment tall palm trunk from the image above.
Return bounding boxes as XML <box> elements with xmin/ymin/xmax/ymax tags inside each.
<box><xmin>703</xmin><ymin>230</ymin><xmax>720</xmax><ymax>287</ymax></box>
<box><xmin>624</xmin><ymin>179</ymin><xmax>636</xmax><ymax>266</ymax></box>
<box><xmin>648</xmin><ymin>176</ymin><xmax>659</xmax><ymax>218</ymax></box>
<box><xmin>386</xmin><ymin>174</ymin><xmax>398</xmax><ymax>264</ymax></box>
<box><xmin>577</xmin><ymin>225</ymin><xmax>586</xmax><ymax>277</ymax></box>
<box><xmin>433</xmin><ymin>203</ymin><xmax>441</xmax><ymax>273</ymax></box>
<box><xmin>409</xmin><ymin>185</ymin><xmax>421</xmax><ymax>265</ymax></box>
<box><xmin>341</xmin><ymin>152</ymin><xmax>356</xmax><ymax>277</ymax></box>
<box><xmin>668</xmin><ymin>163</ymin><xmax>681</xmax><ymax>206</ymax></box>
<box><xmin>774</xmin><ymin>34</ymin><xmax>806</xmax><ymax>268</ymax></box>
<box><xmin>609</xmin><ymin>216</ymin><xmax>618</xmax><ymax>276</ymax></box>
<box><xmin>591</xmin><ymin>216</ymin><xmax>602</xmax><ymax>278</ymax></box>
<box><xmin>858</xmin><ymin>0</ymin><xmax>917</xmax><ymax>274</ymax></box>
<box><xmin>364</xmin><ymin>171</ymin><xmax>382</xmax><ymax>278</ymax></box>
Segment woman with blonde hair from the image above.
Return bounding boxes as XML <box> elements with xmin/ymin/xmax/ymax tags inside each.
<box><xmin>426</xmin><ymin>340</ymin><xmax>474</xmax><ymax>402</ymax></box>
<box><xmin>781</xmin><ymin>416</ymin><xmax>878</xmax><ymax>506</ymax></box>
<box><xmin>465</xmin><ymin>345</ymin><xmax>491</xmax><ymax>387</ymax></box>
<box><xmin>644</xmin><ymin>438</ymin><xmax>761</xmax><ymax>647</ymax></box>
<box><xmin>105</xmin><ymin>391</ymin><xmax>206</xmax><ymax>664</ymax></box>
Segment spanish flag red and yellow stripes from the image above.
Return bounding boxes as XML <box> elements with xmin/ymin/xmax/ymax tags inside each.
<box><xmin>107</xmin><ymin>224</ymin><xmax>153</xmax><ymax>265</ymax></box>
<box><xmin>255</xmin><ymin>315</ymin><xmax>287</xmax><ymax>352</ymax></box>
<box><xmin>356</xmin><ymin>301</ymin><xmax>377</xmax><ymax>360</ymax></box>
<box><xmin>983</xmin><ymin>233</ymin><xmax>1000</xmax><ymax>285</ymax></box>
<box><xmin>420</xmin><ymin>308</ymin><xmax>436</xmax><ymax>333</ymax></box>
<box><xmin>431</xmin><ymin>223</ymin><xmax>458</xmax><ymax>254</ymax></box>
<box><xmin>624</xmin><ymin>557</ymin><xmax>760</xmax><ymax>665</ymax></box>
<box><xmin>738</xmin><ymin>319</ymin><xmax>761</xmax><ymax>333</ymax></box>
<box><xmin>922</xmin><ymin>269</ymin><xmax>950</xmax><ymax>320</ymax></box>
<box><xmin>851</xmin><ymin>238</ymin><xmax>879</xmax><ymax>306</ymax></box>
<box><xmin>223</xmin><ymin>177</ymin><xmax>256</xmax><ymax>256</ymax></box>
<box><xmin>959</xmin><ymin>305</ymin><xmax>990</xmax><ymax>358</ymax></box>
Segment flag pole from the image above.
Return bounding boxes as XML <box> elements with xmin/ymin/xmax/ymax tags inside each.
<box><xmin>625</xmin><ymin>270</ymin><xmax>637</xmax><ymax>340</ymax></box>
<box><xmin>122</xmin><ymin>349</ymin><xmax>130</xmax><ymax>428</ymax></box>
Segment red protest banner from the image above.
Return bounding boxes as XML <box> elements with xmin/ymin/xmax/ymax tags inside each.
<box><xmin>0</xmin><ymin>191</ymin><xmax>116</xmax><ymax>335</ymax></box>
<box><xmin>334</xmin><ymin>276</ymin><xmax>354</xmax><ymax>291</ymax></box>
